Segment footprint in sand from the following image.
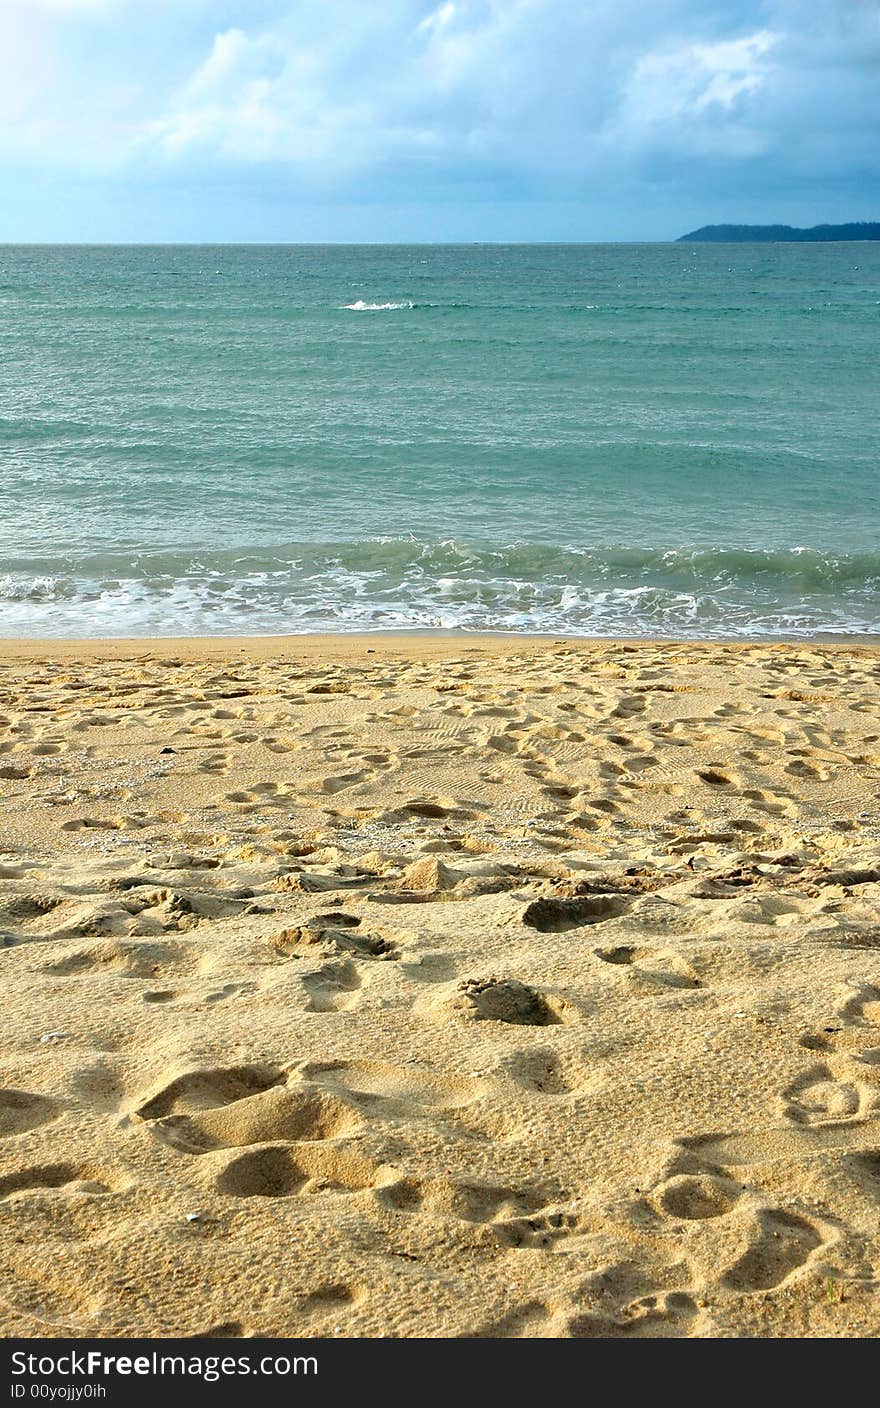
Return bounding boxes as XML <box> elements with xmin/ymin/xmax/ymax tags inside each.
<box><xmin>471</xmin><ymin>1299</ymin><xmax>564</xmax><ymax>1339</ymax></box>
<box><xmin>214</xmin><ymin>1141</ymin><xmax>379</xmax><ymax>1201</ymax></box>
<box><xmin>0</xmin><ymin>1163</ymin><xmax>127</xmax><ymax>1200</ymax></box>
<box><xmin>299</xmin><ymin>1059</ymin><xmax>487</xmax><ymax>1119</ymax></box>
<box><xmin>724</xmin><ymin>894</ymin><xmax>804</xmax><ymax>927</ymax></box>
<box><xmin>302</xmin><ymin>959</ymin><xmax>364</xmax><ymax>1012</ymax></box>
<box><xmin>197</xmin><ymin>751</ymin><xmax>231</xmax><ymax>775</ymax></box>
<box><xmin>714</xmin><ymin>703</ymin><xmax>747</xmax><ymax>719</ymax></box>
<box><xmin>60</xmin><ymin>817</ymin><xmax>126</xmax><ymax>834</ymax></box>
<box><xmin>695</xmin><ymin>768</ymin><xmax>739</xmax><ymax>789</ymax></box>
<box><xmin>837</xmin><ymin>983</ymin><xmax>880</xmax><ymax>1028</ymax></box>
<box><xmin>500</xmin><ymin>1046</ymin><xmax>581</xmax><ymax>1096</ymax></box>
<box><xmin>143</xmin><ymin>979</ymin><xmax>258</xmax><ymax>1007</ymax></box>
<box><xmin>594</xmin><ymin>944</ymin><xmax>701</xmax><ymax>991</ymax></box>
<box><xmin>781</xmin><ymin>1063</ymin><xmax>871</xmax><ymax>1127</ymax></box>
<box><xmin>785</xmin><ymin>757</ymin><xmax>830</xmax><ymax>781</ymax></box>
<box><xmin>0</xmin><ymin>763</ymin><xmax>34</xmax><ymax>780</ymax></box>
<box><xmin>598</xmin><ymin>760</ymin><xmax>626</xmax><ymax>779</ymax></box>
<box><xmin>610</xmin><ymin>695</ymin><xmax>647</xmax><ymax>721</ymax></box>
<box><xmin>0</xmin><ymin>1089</ymin><xmax>64</xmax><ymax>1137</ymax></box>
<box><xmin>746</xmin><ymin>790</ymin><xmax>797</xmax><ymax>818</ymax></box>
<box><xmin>722</xmin><ymin>1208</ymin><xmax>824</xmax><ymax>1292</ymax></box>
<box><xmin>272</xmin><ymin>868</ymin><xmax>379</xmax><ymax>897</ymax></box>
<box><xmin>585</xmin><ymin>798</ymin><xmax>622</xmax><ymax>820</ymax></box>
<box><xmin>377</xmin><ymin>1173</ymin><xmax>554</xmax><ymax>1227</ymax></box>
<box><xmin>521</xmin><ymin>894</ymin><xmax>631</xmax><ymax>932</ymax></box>
<box><xmin>621</xmin><ymin>756</ymin><xmax>664</xmax><ymax>781</ymax></box>
<box><xmin>566</xmin><ymin>1289</ymin><xmax>701</xmax><ymax>1339</ymax></box>
<box><xmin>223</xmin><ymin>781</ymin><xmax>292</xmax><ymax>810</ymax></box>
<box><xmin>297</xmin><ymin>1282</ymin><xmax>366</xmax><ymax>1323</ymax></box>
<box><xmin>492</xmin><ymin>1205</ymin><xmax>583</xmax><ymax>1249</ymax></box>
<box><xmin>135</xmin><ymin>1064</ymin><xmax>286</xmax><ymax>1122</ymax></box>
<box><xmin>379</xmin><ymin>795</ymin><xmax>484</xmax><ymax>824</ymax></box>
<box><xmin>144</xmin><ymin>853</ymin><xmax>221</xmax><ymax>873</ymax></box>
<box><xmin>318</xmin><ymin>770</ymin><xmax>372</xmax><ymax>795</ymax></box>
<box><xmin>0</xmin><ymin>1169</ymin><xmax>132</xmax><ymax>1330</ymax></box>
<box><xmin>201</xmin><ymin>981</ymin><xmax>258</xmax><ymax>1004</ymax></box>
<box><xmin>270</xmin><ymin>914</ymin><xmax>398</xmax><ymax>961</ymax></box>
<box><xmin>45</xmin><ymin>938</ymin><xmax>197</xmax><ymax>980</ymax></box>
<box><xmin>651</xmin><ymin>1173</ymin><xmax>741</xmax><ymax>1222</ymax></box>
<box><xmin>563</xmin><ymin>1256</ymin><xmax>701</xmax><ymax>1339</ymax></box>
<box><xmin>135</xmin><ymin>1069</ymin><xmax>360</xmax><ymax>1155</ymax></box>
<box><xmin>31</xmin><ymin>738</ymin><xmax>68</xmax><ymax>757</ymax></box>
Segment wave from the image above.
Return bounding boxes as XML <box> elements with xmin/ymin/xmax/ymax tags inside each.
<box><xmin>1</xmin><ymin>540</ymin><xmax>878</xmax><ymax>639</ymax></box>
<box><xmin>337</xmin><ymin>299</ymin><xmax>601</xmax><ymax>314</ymax></box>
<box><xmin>341</xmin><ymin>299</ymin><xmax>414</xmax><ymax>311</ymax></box>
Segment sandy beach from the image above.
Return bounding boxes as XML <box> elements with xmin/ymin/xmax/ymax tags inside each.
<box><xmin>1</xmin><ymin>633</ymin><xmax>879</xmax><ymax>1339</ymax></box>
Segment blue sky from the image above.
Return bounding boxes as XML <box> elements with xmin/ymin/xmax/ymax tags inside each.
<box><xmin>1</xmin><ymin>0</ymin><xmax>878</xmax><ymax>241</ymax></box>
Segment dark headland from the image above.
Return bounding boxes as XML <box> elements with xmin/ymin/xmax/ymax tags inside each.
<box><xmin>678</xmin><ymin>222</ymin><xmax>880</xmax><ymax>242</ymax></box>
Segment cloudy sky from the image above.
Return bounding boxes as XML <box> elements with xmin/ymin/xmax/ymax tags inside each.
<box><xmin>1</xmin><ymin>0</ymin><xmax>878</xmax><ymax>240</ymax></box>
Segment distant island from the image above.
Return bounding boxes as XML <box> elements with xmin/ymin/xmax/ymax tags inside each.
<box><xmin>677</xmin><ymin>222</ymin><xmax>880</xmax><ymax>243</ymax></box>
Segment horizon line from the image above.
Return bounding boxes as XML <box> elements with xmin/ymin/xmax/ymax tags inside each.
<box><xmin>0</xmin><ymin>238</ymin><xmax>681</xmax><ymax>248</ymax></box>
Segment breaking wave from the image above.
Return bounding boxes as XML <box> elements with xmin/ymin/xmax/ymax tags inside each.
<box><xmin>341</xmin><ymin>299</ymin><xmax>414</xmax><ymax>311</ymax></box>
<box><xmin>1</xmin><ymin>541</ymin><xmax>878</xmax><ymax>639</ymax></box>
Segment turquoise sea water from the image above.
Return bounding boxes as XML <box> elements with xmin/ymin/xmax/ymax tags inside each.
<box><xmin>1</xmin><ymin>242</ymin><xmax>878</xmax><ymax>638</ymax></box>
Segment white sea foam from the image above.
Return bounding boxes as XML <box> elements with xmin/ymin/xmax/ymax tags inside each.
<box><xmin>341</xmin><ymin>299</ymin><xmax>414</xmax><ymax>311</ymax></box>
<box><xmin>2</xmin><ymin>543</ymin><xmax>879</xmax><ymax>640</ymax></box>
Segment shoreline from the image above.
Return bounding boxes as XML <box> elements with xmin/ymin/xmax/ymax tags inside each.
<box><xmin>2</xmin><ymin>630</ymin><xmax>880</xmax><ymax>664</ymax></box>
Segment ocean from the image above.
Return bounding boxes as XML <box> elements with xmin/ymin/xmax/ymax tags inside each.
<box><xmin>1</xmin><ymin>241</ymin><xmax>878</xmax><ymax>639</ymax></box>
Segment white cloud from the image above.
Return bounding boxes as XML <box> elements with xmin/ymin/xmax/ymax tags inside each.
<box><xmin>418</xmin><ymin>2</ymin><xmax>456</xmax><ymax>36</ymax></box>
<box><xmin>140</xmin><ymin>2</ymin><xmax>650</xmax><ymax>170</ymax></box>
<box><xmin>1</xmin><ymin>0</ymin><xmax>878</xmax><ymax>214</ymax></box>
<box><xmin>607</xmin><ymin>29</ymin><xmax>778</xmax><ymax>162</ymax></box>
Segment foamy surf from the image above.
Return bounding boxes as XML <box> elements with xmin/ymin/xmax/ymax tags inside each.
<box><xmin>1</xmin><ymin>542</ymin><xmax>878</xmax><ymax>639</ymax></box>
<box><xmin>342</xmin><ymin>299</ymin><xmax>414</xmax><ymax>311</ymax></box>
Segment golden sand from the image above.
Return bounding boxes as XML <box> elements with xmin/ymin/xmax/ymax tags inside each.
<box><xmin>0</xmin><ymin>633</ymin><xmax>879</xmax><ymax>1338</ymax></box>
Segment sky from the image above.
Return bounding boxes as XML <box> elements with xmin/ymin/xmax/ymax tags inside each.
<box><xmin>0</xmin><ymin>0</ymin><xmax>878</xmax><ymax>242</ymax></box>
